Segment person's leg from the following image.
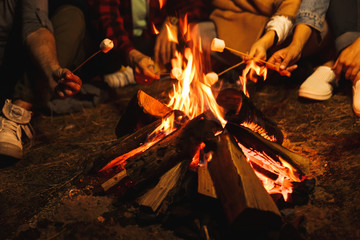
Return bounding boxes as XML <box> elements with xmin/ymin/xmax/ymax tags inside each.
<box><xmin>298</xmin><ymin>21</ymin><xmax>338</xmax><ymax>100</ymax></box>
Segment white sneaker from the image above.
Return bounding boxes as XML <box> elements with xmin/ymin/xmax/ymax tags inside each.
<box><xmin>298</xmin><ymin>66</ymin><xmax>336</xmax><ymax>100</ymax></box>
<box><xmin>104</xmin><ymin>66</ymin><xmax>136</xmax><ymax>88</ymax></box>
<box><xmin>0</xmin><ymin>99</ymin><xmax>33</xmax><ymax>159</ymax></box>
<box><xmin>353</xmin><ymin>79</ymin><xmax>360</xmax><ymax>117</ymax></box>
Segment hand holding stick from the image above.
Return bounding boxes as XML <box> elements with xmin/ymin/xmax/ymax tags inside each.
<box><xmin>211</xmin><ymin>38</ymin><xmax>293</xmax><ymax>76</ymax></box>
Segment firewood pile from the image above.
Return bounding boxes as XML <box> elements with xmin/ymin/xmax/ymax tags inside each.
<box><xmin>85</xmin><ymin>88</ymin><xmax>311</xmax><ymax>236</ymax></box>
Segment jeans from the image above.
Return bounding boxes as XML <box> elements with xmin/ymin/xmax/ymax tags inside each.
<box><xmin>295</xmin><ymin>0</ymin><xmax>330</xmax><ymax>33</ymax></box>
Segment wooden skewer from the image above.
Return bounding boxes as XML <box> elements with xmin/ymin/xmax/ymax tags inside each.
<box><xmin>224</xmin><ymin>46</ymin><xmax>278</xmax><ymax>69</ymax></box>
<box><xmin>73</xmin><ymin>50</ymin><xmax>102</xmax><ymax>73</ymax></box>
<box><xmin>218</xmin><ymin>60</ymin><xmax>244</xmax><ymax>76</ymax></box>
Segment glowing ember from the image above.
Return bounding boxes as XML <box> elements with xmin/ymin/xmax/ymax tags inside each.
<box><xmin>237</xmin><ymin>142</ymin><xmax>303</xmax><ymax>201</ymax></box>
<box><xmin>241</xmin><ymin>121</ymin><xmax>277</xmax><ymax>142</ymax></box>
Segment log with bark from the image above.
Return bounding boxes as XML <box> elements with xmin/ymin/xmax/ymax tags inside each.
<box><xmin>207</xmin><ymin>132</ymin><xmax>282</xmax><ymax>231</ymax></box>
<box><xmin>100</xmin><ymin>113</ymin><xmax>223</xmax><ymax>193</ymax></box>
<box><xmin>115</xmin><ymin>90</ymin><xmax>172</xmax><ymax>138</ymax></box>
<box><xmin>216</xmin><ymin>88</ymin><xmax>284</xmax><ymax>144</ymax></box>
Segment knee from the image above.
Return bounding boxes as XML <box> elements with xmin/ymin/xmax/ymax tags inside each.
<box><xmin>52</xmin><ymin>5</ymin><xmax>86</xmax><ymax>35</ymax></box>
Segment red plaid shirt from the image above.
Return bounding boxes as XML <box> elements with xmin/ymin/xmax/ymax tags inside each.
<box><xmin>87</xmin><ymin>0</ymin><xmax>209</xmax><ymax>60</ymax></box>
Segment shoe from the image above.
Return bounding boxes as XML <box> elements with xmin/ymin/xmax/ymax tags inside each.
<box><xmin>104</xmin><ymin>66</ymin><xmax>136</xmax><ymax>88</ymax></box>
<box><xmin>298</xmin><ymin>66</ymin><xmax>336</xmax><ymax>100</ymax></box>
<box><xmin>353</xmin><ymin>79</ymin><xmax>360</xmax><ymax>116</ymax></box>
<box><xmin>0</xmin><ymin>99</ymin><xmax>33</xmax><ymax>159</ymax></box>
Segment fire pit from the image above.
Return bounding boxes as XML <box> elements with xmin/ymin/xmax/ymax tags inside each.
<box><xmin>89</xmin><ymin>16</ymin><xmax>310</xmax><ymax>236</ymax></box>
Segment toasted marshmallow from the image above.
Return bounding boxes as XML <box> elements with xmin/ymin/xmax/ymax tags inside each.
<box><xmin>211</xmin><ymin>38</ymin><xmax>225</xmax><ymax>52</ymax></box>
<box><xmin>171</xmin><ymin>67</ymin><xmax>182</xmax><ymax>79</ymax></box>
<box><xmin>100</xmin><ymin>38</ymin><xmax>114</xmax><ymax>53</ymax></box>
<box><xmin>204</xmin><ymin>72</ymin><xmax>219</xmax><ymax>86</ymax></box>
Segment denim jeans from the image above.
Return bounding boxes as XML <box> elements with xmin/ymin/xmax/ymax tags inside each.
<box><xmin>295</xmin><ymin>0</ymin><xmax>330</xmax><ymax>33</ymax></box>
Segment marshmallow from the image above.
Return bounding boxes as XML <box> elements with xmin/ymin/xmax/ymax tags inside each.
<box><xmin>100</xmin><ymin>38</ymin><xmax>114</xmax><ymax>53</ymax></box>
<box><xmin>204</xmin><ymin>72</ymin><xmax>219</xmax><ymax>86</ymax></box>
<box><xmin>211</xmin><ymin>38</ymin><xmax>225</xmax><ymax>52</ymax></box>
<box><xmin>171</xmin><ymin>67</ymin><xmax>182</xmax><ymax>79</ymax></box>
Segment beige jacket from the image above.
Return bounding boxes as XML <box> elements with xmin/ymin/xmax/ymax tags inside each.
<box><xmin>210</xmin><ymin>0</ymin><xmax>301</xmax><ymax>53</ymax></box>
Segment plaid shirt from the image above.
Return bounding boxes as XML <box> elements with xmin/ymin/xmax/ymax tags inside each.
<box><xmin>87</xmin><ymin>0</ymin><xmax>209</xmax><ymax>60</ymax></box>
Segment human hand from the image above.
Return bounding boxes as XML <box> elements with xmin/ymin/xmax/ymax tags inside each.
<box><xmin>332</xmin><ymin>37</ymin><xmax>360</xmax><ymax>82</ymax></box>
<box><xmin>129</xmin><ymin>49</ymin><xmax>160</xmax><ymax>84</ymax></box>
<box><xmin>53</xmin><ymin>68</ymin><xmax>82</xmax><ymax>98</ymax></box>
<box><xmin>249</xmin><ymin>40</ymin><xmax>268</xmax><ymax>61</ymax></box>
<box><xmin>267</xmin><ymin>44</ymin><xmax>301</xmax><ymax>76</ymax></box>
<box><xmin>154</xmin><ymin>20</ymin><xmax>177</xmax><ymax>65</ymax></box>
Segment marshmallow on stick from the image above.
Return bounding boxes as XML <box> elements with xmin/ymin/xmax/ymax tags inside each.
<box><xmin>204</xmin><ymin>72</ymin><xmax>219</xmax><ymax>86</ymax></box>
<box><xmin>210</xmin><ymin>38</ymin><xmax>279</xmax><ymax>70</ymax></box>
<box><xmin>73</xmin><ymin>38</ymin><xmax>114</xmax><ymax>73</ymax></box>
<box><xmin>211</xmin><ymin>38</ymin><xmax>226</xmax><ymax>52</ymax></box>
<box><xmin>100</xmin><ymin>38</ymin><xmax>114</xmax><ymax>53</ymax></box>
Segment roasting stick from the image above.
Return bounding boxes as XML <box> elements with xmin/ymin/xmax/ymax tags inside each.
<box><xmin>211</xmin><ymin>38</ymin><xmax>278</xmax><ymax>70</ymax></box>
<box><xmin>224</xmin><ymin>47</ymin><xmax>278</xmax><ymax>69</ymax></box>
<box><xmin>218</xmin><ymin>60</ymin><xmax>245</xmax><ymax>76</ymax></box>
<box><xmin>73</xmin><ymin>38</ymin><xmax>114</xmax><ymax>73</ymax></box>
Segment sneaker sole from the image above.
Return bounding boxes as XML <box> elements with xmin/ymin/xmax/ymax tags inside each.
<box><xmin>298</xmin><ymin>90</ymin><xmax>332</xmax><ymax>101</ymax></box>
<box><xmin>0</xmin><ymin>142</ymin><xmax>23</xmax><ymax>159</ymax></box>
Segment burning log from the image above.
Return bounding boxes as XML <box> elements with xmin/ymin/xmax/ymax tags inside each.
<box><xmin>216</xmin><ymin>88</ymin><xmax>284</xmax><ymax>144</ymax></box>
<box><xmin>225</xmin><ymin>122</ymin><xmax>309</xmax><ymax>176</ymax></box>
<box><xmin>115</xmin><ymin>90</ymin><xmax>172</xmax><ymax>138</ymax></box>
<box><xmin>100</xmin><ymin>113</ymin><xmax>222</xmax><ymax>192</ymax></box>
<box><xmin>207</xmin><ymin>133</ymin><xmax>282</xmax><ymax>231</ymax></box>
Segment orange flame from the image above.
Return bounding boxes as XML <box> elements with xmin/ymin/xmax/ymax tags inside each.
<box><xmin>165</xmin><ymin>21</ymin><xmax>226</xmax><ymax>126</ymax></box>
<box><xmin>166</xmin><ymin>24</ymin><xmax>178</xmax><ymax>44</ymax></box>
<box><xmin>152</xmin><ymin>23</ymin><xmax>159</xmax><ymax>35</ymax></box>
<box><xmin>100</xmin><ymin>112</ymin><xmax>178</xmax><ymax>172</ymax></box>
<box><xmin>158</xmin><ymin>0</ymin><xmax>166</xmax><ymax>9</ymax></box>
<box><xmin>238</xmin><ymin>60</ymin><xmax>267</xmax><ymax>97</ymax></box>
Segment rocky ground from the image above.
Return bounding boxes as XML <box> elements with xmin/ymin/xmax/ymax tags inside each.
<box><xmin>0</xmin><ymin>64</ymin><xmax>359</xmax><ymax>240</ymax></box>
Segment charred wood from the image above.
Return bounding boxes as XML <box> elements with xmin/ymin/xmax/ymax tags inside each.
<box><xmin>115</xmin><ymin>90</ymin><xmax>171</xmax><ymax>138</ymax></box>
<box><xmin>207</xmin><ymin>133</ymin><xmax>282</xmax><ymax>231</ymax></box>
<box><xmin>216</xmin><ymin>88</ymin><xmax>284</xmax><ymax>144</ymax></box>
<box><xmin>100</xmin><ymin>113</ymin><xmax>222</xmax><ymax>193</ymax></box>
<box><xmin>226</xmin><ymin>122</ymin><xmax>309</xmax><ymax>176</ymax></box>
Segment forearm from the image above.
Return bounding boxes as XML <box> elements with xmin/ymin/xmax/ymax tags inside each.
<box><xmin>25</xmin><ymin>27</ymin><xmax>60</xmax><ymax>80</ymax></box>
<box><xmin>290</xmin><ymin>23</ymin><xmax>312</xmax><ymax>50</ymax></box>
<box><xmin>259</xmin><ymin>30</ymin><xmax>277</xmax><ymax>50</ymax></box>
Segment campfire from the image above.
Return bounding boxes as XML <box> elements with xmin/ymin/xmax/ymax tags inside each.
<box><xmin>92</xmin><ymin>15</ymin><xmax>309</xmax><ymax>232</ymax></box>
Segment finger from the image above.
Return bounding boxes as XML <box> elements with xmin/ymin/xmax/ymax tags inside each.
<box><xmin>61</xmin><ymin>81</ymin><xmax>82</xmax><ymax>92</ymax></box>
<box><xmin>345</xmin><ymin>66</ymin><xmax>354</xmax><ymax>80</ymax></box>
<box><xmin>143</xmin><ymin>66</ymin><xmax>158</xmax><ymax>80</ymax></box>
<box><xmin>286</xmin><ymin>64</ymin><xmax>298</xmax><ymax>72</ymax></box>
<box><xmin>280</xmin><ymin>53</ymin><xmax>294</xmax><ymax>70</ymax></box>
<box><xmin>332</xmin><ymin>58</ymin><xmax>343</xmax><ymax>80</ymax></box>
<box><xmin>65</xmin><ymin>71</ymin><xmax>81</xmax><ymax>82</ymax></box>
<box><xmin>350</xmin><ymin>66</ymin><xmax>360</xmax><ymax>82</ymax></box>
